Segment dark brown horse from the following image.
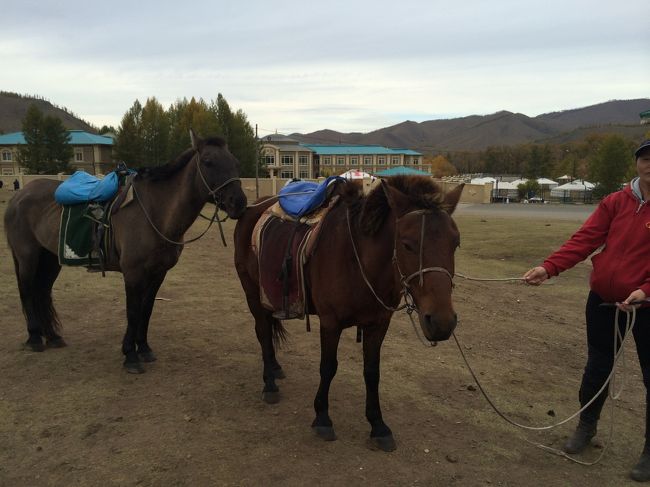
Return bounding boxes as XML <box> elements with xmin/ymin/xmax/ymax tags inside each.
<box><xmin>5</xmin><ymin>130</ymin><xmax>247</xmax><ymax>373</ymax></box>
<box><xmin>234</xmin><ymin>176</ymin><xmax>463</xmax><ymax>450</ymax></box>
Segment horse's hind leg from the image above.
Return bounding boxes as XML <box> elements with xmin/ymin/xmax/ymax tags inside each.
<box><xmin>12</xmin><ymin>248</ymin><xmax>63</xmax><ymax>351</ymax></box>
<box><xmin>38</xmin><ymin>250</ymin><xmax>65</xmax><ymax>348</ymax></box>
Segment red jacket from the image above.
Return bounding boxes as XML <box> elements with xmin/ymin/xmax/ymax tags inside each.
<box><xmin>542</xmin><ymin>184</ymin><xmax>650</xmax><ymax>303</ymax></box>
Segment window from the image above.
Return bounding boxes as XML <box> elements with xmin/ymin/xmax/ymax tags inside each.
<box><xmin>299</xmin><ymin>170</ymin><xmax>309</xmax><ymax>179</ymax></box>
<box><xmin>280</xmin><ymin>169</ymin><xmax>294</xmax><ymax>178</ymax></box>
<box><xmin>350</xmin><ymin>157</ymin><xmax>358</xmax><ymax>166</ymax></box>
<box><xmin>322</xmin><ymin>157</ymin><xmax>331</xmax><ymax>165</ymax></box>
<box><xmin>1</xmin><ymin>150</ymin><xmax>12</xmax><ymax>162</ymax></box>
<box><xmin>336</xmin><ymin>157</ymin><xmax>345</xmax><ymax>166</ymax></box>
<box><xmin>363</xmin><ymin>156</ymin><xmax>372</xmax><ymax>166</ymax></box>
<box><xmin>281</xmin><ymin>155</ymin><xmax>293</xmax><ymax>166</ymax></box>
<box><xmin>263</xmin><ymin>155</ymin><xmax>275</xmax><ymax>166</ymax></box>
<box><xmin>299</xmin><ymin>155</ymin><xmax>309</xmax><ymax>166</ymax></box>
<box><xmin>2</xmin><ymin>168</ymin><xmax>14</xmax><ymax>175</ymax></box>
<box><xmin>413</xmin><ymin>157</ymin><xmax>419</xmax><ymax>165</ymax></box>
<box><xmin>75</xmin><ymin>149</ymin><xmax>84</xmax><ymax>162</ymax></box>
<box><xmin>378</xmin><ymin>156</ymin><xmax>386</xmax><ymax>165</ymax></box>
<box><xmin>391</xmin><ymin>156</ymin><xmax>400</xmax><ymax>165</ymax></box>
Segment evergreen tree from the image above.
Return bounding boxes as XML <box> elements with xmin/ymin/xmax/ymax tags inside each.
<box><xmin>17</xmin><ymin>104</ymin><xmax>46</xmax><ymax>173</ymax></box>
<box><xmin>140</xmin><ymin>97</ymin><xmax>169</xmax><ymax>166</ymax></box>
<box><xmin>17</xmin><ymin>104</ymin><xmax>72</xmax><ymax>174</ymax></box>
<box><xmin>115</xmin><ymin>100</ymin><xmax>143</xmax><ymax>166</ymax></box>
<box><xmin>588</xmin><ymin>134</ymin><xmax>633</xmax><ymax>198</ymax></box>
<box><xmin>41</xmin><ymin>115</ymin><xmax>73</xmax><ymax>173</ymax></box>
<box><xmin>227</xmin><ymin>110</ymin><xmax>259</xmax><ymax>177</ymax></box>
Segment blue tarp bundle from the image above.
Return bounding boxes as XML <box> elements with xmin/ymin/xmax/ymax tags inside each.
<box><xmin>278</xmin><ymin>176</ymin><xmax>344</xmax><ymax>218</ymax></box>
<box><xmin>54</xmin><ymin>171</ymin><xmax>121</xmax><ymax>205</ymax></box>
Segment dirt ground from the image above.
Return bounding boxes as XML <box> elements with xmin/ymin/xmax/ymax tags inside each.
<box><xmin>0</xmin><ymin>188</ymin><xmax>646</xmax><ymax>486</ymax></box>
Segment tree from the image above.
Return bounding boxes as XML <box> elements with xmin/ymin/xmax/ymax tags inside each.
<box><xmin>524</xmin><ymin>145</ymin><xmax>552</xmax><ymax>179</ymax></box>
<box><xmin>115</xmin><ymin>100</ymin><xmax>143</xmax><ymax>166</ymax></box>
<box><xmin>140</xmin><ymin>97</ymin><xmax>169</xmax><ymax>166</ymax></box>
<box><xmin>426</xmin><ymin>155</ymin><xmax>457</xmax><ymax>177</ymax></box>
<box><xmin>588</xmin><ymin>134</ymin><xmax>633</xmax><ymax>198</ymax></box>
<box><xmin>17</xmin><ymin>104</ymin><xmax>72</xmax><ymax>174</ymax></box>
<box><xmin>41</xmin><ymin>116</ymin><xmax>73</xmax><ymax>173</ymax></box>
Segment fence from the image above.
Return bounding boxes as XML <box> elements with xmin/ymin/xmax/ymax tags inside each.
<box><xmin>1</xmin><ymin>174</ymin><xmax>493</xmax><ymax>205</ymax></box>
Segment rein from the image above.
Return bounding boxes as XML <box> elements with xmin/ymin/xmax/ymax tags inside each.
<box><xmin>132</xmin><ymin>150</ymin><xmax>239</xmax><ymax>246</ymax></box>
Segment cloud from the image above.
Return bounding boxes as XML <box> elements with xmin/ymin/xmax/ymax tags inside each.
<box><xmin>2</xmin><ymin>0</ymin><xmax>649</xmax><ymax>133</ymax></box>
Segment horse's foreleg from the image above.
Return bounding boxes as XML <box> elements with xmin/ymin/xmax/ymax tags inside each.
<box><xmin>136</xmin><ymin>272</ymin><xmax>166</xmax><ymax>362</ymax></box>
<box><xmin>363</xmin><ymin>321</ymin><xmax>395</xmax><ymax>452</ymax></box>
<box><xmin>122</xmin><ymin>278</ymin><xmax>146</xmax><ymax>374</ymax></box>
<box><xmin>312</xmin><ymin>321</ymin><xmax>342</xmax><ymax>441</ymax></box>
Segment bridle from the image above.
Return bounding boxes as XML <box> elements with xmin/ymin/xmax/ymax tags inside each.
<box><xmin>346</xmin><ymin>206</ymin><xmax>454</xmax><ymax>316</ymax></box>
<box><xmin>133</xmin><ymin>148</ymin><xmax>240</xmax><ymax>246</ymax></box>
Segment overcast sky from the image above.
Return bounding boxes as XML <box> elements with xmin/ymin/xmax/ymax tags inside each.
<box><xmin>3</xmin><ymin>0</ymin><xmax>649</xmax><ymax>136</ymax></box>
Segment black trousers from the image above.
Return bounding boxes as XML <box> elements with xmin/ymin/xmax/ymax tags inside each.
<box><xmin>579</xmin><ymin>291</ymin><xmax>650</xmax><ymax>443</ymax></box>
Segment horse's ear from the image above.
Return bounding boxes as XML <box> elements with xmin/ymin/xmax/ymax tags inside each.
<box><xmin>380</xmin><ymin>179</ymin><xmax>410</xmax><ymax>216</ymax></box>
<box><xmin>189</xmin><ymin>128</ymin><xmax>202</xmax><ymax>151</ymax></box>
<box><xmin>443</xmin><ymin>183</ymin><xmax>464</xmax><ymax>215</ymax></box>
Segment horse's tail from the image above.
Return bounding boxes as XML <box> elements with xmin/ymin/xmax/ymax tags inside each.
<box><xmin>271</xmin><ymin>319</ymin><xmax>288</xmax><ymax>350</ymax></box>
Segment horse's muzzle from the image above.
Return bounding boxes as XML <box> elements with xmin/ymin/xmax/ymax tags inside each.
<box><xmin>419</xmin><ymin>312</ymin><xmax>457</xmax><ymax>342</ymax></box>
<box><xmin>222</xmin><ymin>191</ymin><xmax>247</xmax><ymax>219</ymax></box>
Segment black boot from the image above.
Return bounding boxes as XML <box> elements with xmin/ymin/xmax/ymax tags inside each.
<box><xmin>631</xmin><ymin>450</ymin><xmax>650</xmax><ymax>482</ymax></box>
<box><xmin>563</xmin><ymin>420</ymin><xmax>597</xmax><ymax>454</ymax></box>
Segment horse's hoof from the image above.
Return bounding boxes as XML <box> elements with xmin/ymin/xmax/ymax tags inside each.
<box><xmin>138</xmin><ymin>351</ymin><xmax>157</xmax><ymax>362</ymax></box>
<box><xmin>367</xmin><ymin>435</ymin><xmax>396</xmax><ymax>452</ymax></box>
<box><xmin>25</xmin><ymin>341</ymin><xmax>45</xmax><ymax>352</ymax></box>
<box><xmin>46</xmin><ymin>337</ymin><xmax>67</xmax><ymax>348</ymax></box>
<box><xmin>273</xmin><ymin>368</ymin><xmax>286</xmax><ymax>380</ymax></box>
<box><xmin>124</xmin><ymin>361</ymin><xmax>145</xmax><ymax>374</ymax></box>
<box><xmin>313</xmin><ymin>426</ymin><xmax>337</xmax><ymax>441</ymax></box>
<box><xmin>262</xmin><ymin>390</ymin><xmax>280</xmax><ymax>404</ymax></box>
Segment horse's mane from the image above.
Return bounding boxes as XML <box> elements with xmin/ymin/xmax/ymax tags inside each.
<box><xmin>135</xmin><ymin>136</ymin><xmax>227</xmax><ymax>181</ymax></box>
<box><xmin>339</xmin><ymin>176</ymin><xmax>446</xmax><ymax>235</ymax></box>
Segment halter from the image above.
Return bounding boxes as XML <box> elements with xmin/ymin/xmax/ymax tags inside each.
<box><xmin>133</xmin><ymin>149</ymin><xmax>240</xmax><ymax>246</ymax></box>
<box><xmin>346</xmin><ymin>207</ymin><xmax>454</xmax><ymax>316</ymax></box>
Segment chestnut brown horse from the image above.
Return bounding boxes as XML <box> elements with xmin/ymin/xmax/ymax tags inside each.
<box><xmin>234</xmin><ymin>176</ymin><xmax>463</xmax><ymax>450</ymax></box>
<box><xmin>5</xmin><ymin>130</ymin><xmax>247</xmax><ymax>373</ymax></box>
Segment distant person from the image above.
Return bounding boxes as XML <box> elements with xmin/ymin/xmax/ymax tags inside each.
<box><xmin>13</xmin><ymin>179</ymin><xmax>19</xmax><ymax>190</ymax></box>
<box><xmin>523</xmin><ymin>139</ymin><xmax>650</xmax><ymax>482</ymax></box>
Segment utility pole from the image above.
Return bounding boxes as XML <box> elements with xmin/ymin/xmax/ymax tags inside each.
<box><xmin>255</xmin><ymin>124</ymin><xmax>259</xmax><ymax>199</ymax></box>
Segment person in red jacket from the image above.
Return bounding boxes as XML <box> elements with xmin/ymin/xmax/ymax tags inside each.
<box><xmin>524</xmin><ymin>139</ymin><xmax>650</xmax><ymax>482</ymax></box>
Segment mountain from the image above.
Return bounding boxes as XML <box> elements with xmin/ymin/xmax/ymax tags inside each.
<box><xmin>0</xmin><ymin>92</ymin><xmax>97</xmax><ymax>134</ymax></box>
<box><xmin>292</xmin><ymin>99</ymin><xmax>650</xmax><ymax>152</ymax></box>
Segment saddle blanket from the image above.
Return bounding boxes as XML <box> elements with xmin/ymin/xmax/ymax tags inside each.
<box><xmin>257</xmin><ymin>216</ymin><xmax>312</xmax><ymax>319</ymax></box>
<box><xmin>58</xmin><ymin>203</ymin><xmax>102</xmax><ymax>267</ymax></box>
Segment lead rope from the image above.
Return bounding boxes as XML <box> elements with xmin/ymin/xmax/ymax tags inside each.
<box><xmin>451</xmin><ymin>307</ymin><xmax>636</xmax><ymax>465</ymax></box>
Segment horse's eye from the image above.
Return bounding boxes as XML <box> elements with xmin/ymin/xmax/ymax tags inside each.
<box><xmin>401</xmin><ymin>240</ymin><xmax>416</xmax><ymax>253</ymax></box>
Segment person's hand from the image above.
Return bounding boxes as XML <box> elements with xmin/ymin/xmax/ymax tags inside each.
<box><xmin>523</xmin><ymin>266</ymin><xmax>548</xmax><ymax>286</ymax></box>
<box><xmin>617</xmin><ymin>289</ymin><xmax>648</xmax><ymax>312</ymax></box>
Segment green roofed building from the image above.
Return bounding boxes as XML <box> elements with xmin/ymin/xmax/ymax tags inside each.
<box><xmin>260</xmin><ymin>134</ymin><xmax>425</xmax><ymax>179</ymax></box>
<box><xmin>0</xmin><ymin>130</ymin><xmax>114</xmax><ymax>176</ymax></box>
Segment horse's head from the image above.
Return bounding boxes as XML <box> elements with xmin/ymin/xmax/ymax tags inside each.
<box><xmin>190</xmin><ymin>129</ymin><xmax>247</xmax><ymax>219</ymax></box>
<box><xmin>382</xmin><ymin>179</ymin><xmax>464</xmax><ymax>343</ymax></box>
